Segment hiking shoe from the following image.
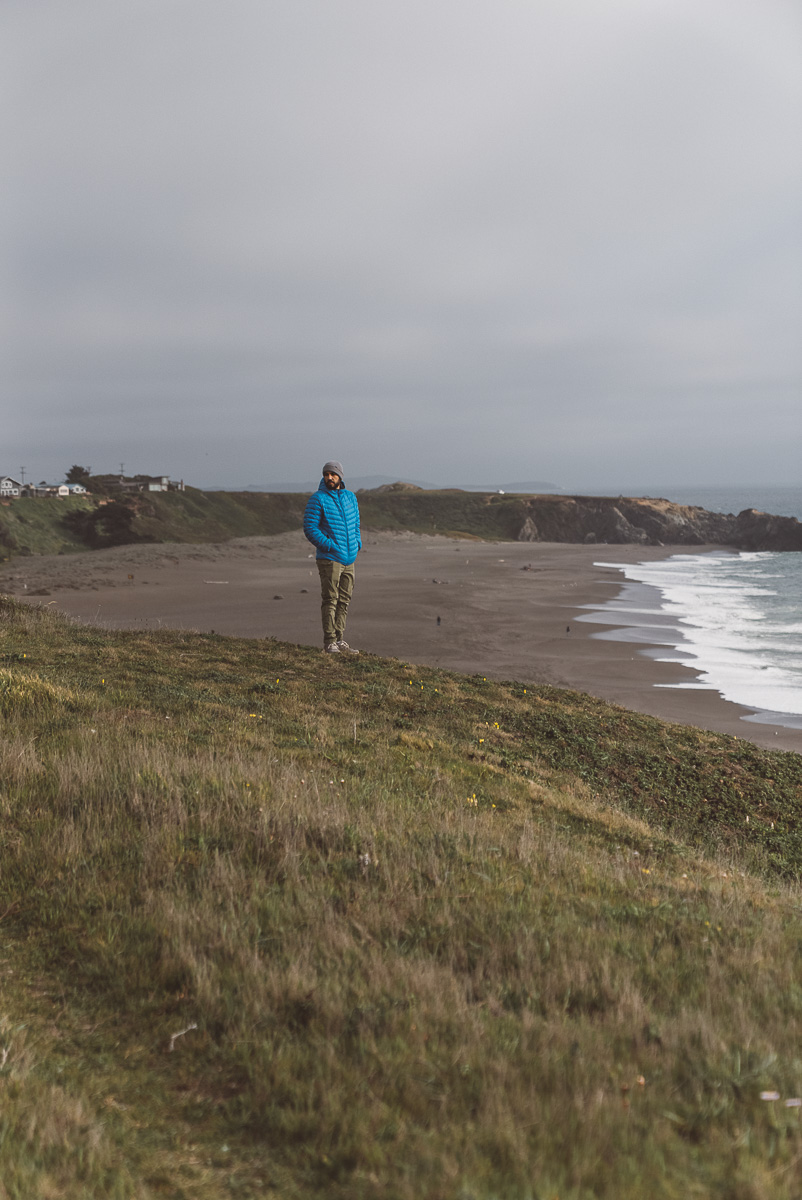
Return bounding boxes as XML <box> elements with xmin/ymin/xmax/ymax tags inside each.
<box><xmin>336</xmin><ymin>640</ymin><xmax>359</xmax><ymax>655</ymax></box>
<box><xmin>324</xmin><ymin>642</ymin><xmax>340</xmax><ymax>654</ymax></box>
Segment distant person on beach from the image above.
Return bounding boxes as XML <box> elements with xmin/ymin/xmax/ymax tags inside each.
<box><xmin>303</xmin><ymin>460</ymin><xmax>362</xmax><ymax>655</ymax></box>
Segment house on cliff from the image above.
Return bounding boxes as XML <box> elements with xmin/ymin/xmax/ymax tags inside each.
<box><xmin>112</xmin><ymin>475</ymin><xmax>185</xmax><ymax>493</ymax></box>
<box><xmin>21</xmin><ymin>482</ymin><xmax>88</xmax><ymax>498</ymax></box>
<box><xmin>0</xmin><ymin>476</ymin><xmax>22</xmax><ymax>498</ymax></box>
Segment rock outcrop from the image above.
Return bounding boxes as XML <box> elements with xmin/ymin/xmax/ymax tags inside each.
<box><xmin>355</xmin><ymin>488</ymin><xmax>802</xmax><ymax>551</ymax></box>
<box><xmin>510</xmin><ymin>495</ymin><xmax>802</xmax><ymax>551</ymax></box>
<box><xmin>733</xmin><ymin>508</ymin><xmax>802</xmax><ymax>552</ymax></box>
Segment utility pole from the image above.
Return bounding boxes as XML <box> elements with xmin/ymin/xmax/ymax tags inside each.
<box><xmin>119</xmin><ymin>462</ymin><xmax>125</xmax><ymax>478</ymax></box>
<box><xmin>19</xmin><ymin>466</ymin><xmax>26</xmax><ymax>485</ymax></box>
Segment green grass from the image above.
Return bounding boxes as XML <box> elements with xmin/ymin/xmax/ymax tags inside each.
<box><xmin>0</xmin><ymin>495</ymin><xmax>97</xmax><ymax>558</ymax></box>
<box><xmin>2</xmin><ymin>593</ymin><xmax>802</xmax><ymax>1197</ymax></box>
<box><xmin>129</xmin><ymin>488</ymin><xmax>309</xmax><ymax>544</ymax></box>
<box><xmin>0</xmin><ymin>487</ymin><xmax>694</xmax><ymax>560</ymax></box>
<box><xmin>0</xmin><ymin>488</ymin><xmax>525</xmax><ymax>558</ymax></box>
<box><xmin>0</xmin><ymin>491</ymin><xmax>309</xmax><ymax>560</ymax></box>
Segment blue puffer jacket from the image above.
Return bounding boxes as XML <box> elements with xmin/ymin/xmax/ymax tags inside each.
<box><xmin>303</xmin><ymin>479</ymin><xmax>362</xmax><ymax>565</ymax></box>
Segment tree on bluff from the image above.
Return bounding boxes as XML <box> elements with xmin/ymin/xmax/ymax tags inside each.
<box><xmin>65</xmin><ymin>465</ymin><xmax>92</xmax><ymax>487</ymax></box>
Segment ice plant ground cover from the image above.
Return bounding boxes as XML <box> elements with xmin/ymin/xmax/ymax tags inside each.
<box><xmin>2</xmin><ymin>595</ymin><xmax>802</xmax><ymax>1197</ymax></box>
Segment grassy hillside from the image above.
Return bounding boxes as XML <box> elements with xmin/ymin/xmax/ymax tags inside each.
<box><xmin>0</xmin><ymin>488</ymin><xmax>523</xmax><ymax>557</ymax></box>
<box><xmin>0</xmin><ymin>487</ymin><xmax>704</xmax><ymax>558</ymax></box>
<box><xmin>3</xmin><ymin>486</ymin><xmax>796</xmax><ymax>557</ymax></box>
<box><xmin>0</xmin><ymin>491</ymin><xmax>308</xmax><ymax>559</ymax></box>
<box><xmin>2</xmin><ymin>595</ymin><xmax>802</xmax><ymax>1197</ymax></box>
<box><xmin>0</xmin><ymin>495</ymin><xmax>98</xmax><ymax>557</ymax></box>
<box><xmin>114</xmin><ymin>487</ymin><xmax>543</xmax><ymax>545</ymax></box>
<box><xmin>356</xmin><ymin>489</ymin><xmax>525</xmax><ymax>539</ymax></box>
<box><xmin>131</xmin><ymin>489</ymin><xmax>308</xmax><ymax>544</ymax></box>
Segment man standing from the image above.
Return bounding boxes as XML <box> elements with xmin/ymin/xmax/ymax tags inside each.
<box><xmin>303</xmin><ymin>460</ymin><xmax>362</xmax><ymax>654</ymax></box>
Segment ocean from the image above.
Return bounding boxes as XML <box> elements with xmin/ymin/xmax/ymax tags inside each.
<box><xmin>576</xmin><ymin>486</ymin><xmax>802</xmax><ymax>730</ymax></box>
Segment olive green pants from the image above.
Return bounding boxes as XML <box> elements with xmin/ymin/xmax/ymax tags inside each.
<box><xmin>317</xmin><ymin>560</ymin><xmax>355</xmax><ymax>646</ymax></box>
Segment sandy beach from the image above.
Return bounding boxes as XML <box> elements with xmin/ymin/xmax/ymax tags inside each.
<box><xmin>3</xmin><ymin>531</ymin><xmax>801</xmax><ymax>753</ymax></box>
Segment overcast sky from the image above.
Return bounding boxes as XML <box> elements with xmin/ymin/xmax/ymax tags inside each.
<box><xmin>3</xmin><ymin>0</ymin><xmax>801</xmax><ymax>491</ymax></box>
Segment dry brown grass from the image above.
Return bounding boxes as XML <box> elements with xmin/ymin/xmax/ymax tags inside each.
<box><xmin>2</xmin><ymin>594</ymin><xmax>802</xmax><ymax>1196</ymax></box>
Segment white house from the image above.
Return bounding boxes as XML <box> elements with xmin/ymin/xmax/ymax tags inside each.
<box><xmin>146</xmin><ymin>475</ymin><xmax>185</xmax><ymax>491</ymax></box>
<box><xmin>0</xmin><ymin>476</ymin><xmax>22</xmax><ymax>497</ymax></box>
<box><xmin>118</xmin><ymin>475</ymin><xmax>184</xmax><ymax>493</ymax></box>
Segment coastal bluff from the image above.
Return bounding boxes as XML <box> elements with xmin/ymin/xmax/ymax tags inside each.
<box><xmin>1</xmin><ymin>486</ymin><xmax>801</xmax><ymax>557</ymax></box>
<box><xmin>356</xmin><ymin>489</ymin><xmax>802</xmax><ymax>551</ymax></box>
<box><xmin>503</xmin><ymin>494</ymin><xmax>802</xmax><ymax>551</ymax></box>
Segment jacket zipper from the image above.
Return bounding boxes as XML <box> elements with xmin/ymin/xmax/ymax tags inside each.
<box><xmin>335</xmin><ymin>490</ymin><xmax>351</xmax><ymax>559</ymax></box>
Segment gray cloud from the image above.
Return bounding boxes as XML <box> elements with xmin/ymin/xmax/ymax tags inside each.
<box><xmin>3</xmin><ymin>0</ymin><xmax>800</xmax><ymax>488</ymax></box>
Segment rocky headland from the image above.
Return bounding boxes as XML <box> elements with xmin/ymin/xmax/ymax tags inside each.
<box><xmin>509</xmin><ymin>494</ymin><xmax>802</xmax><ymax>551</ymax></box>
<box><xmin>356</xmin><ymin>488</ymin><xmax>802</xmax><ymax>551</ymax></box>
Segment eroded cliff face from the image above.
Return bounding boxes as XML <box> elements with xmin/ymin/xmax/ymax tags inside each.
<box><xmin>356</xmin><ymin>488</ymin><xmax>802</xmax><ymax>550</ymax></box>
<box><xmin>513</xmin><ymin>496</ymin><xmax>802</xmax><ymax>551</ymax></box>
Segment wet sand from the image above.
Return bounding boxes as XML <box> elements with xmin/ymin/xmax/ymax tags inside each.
<box><xmin>3</xmin><ymin>531</ymin><xmax>801</xmax><ymax>753</ymax></box>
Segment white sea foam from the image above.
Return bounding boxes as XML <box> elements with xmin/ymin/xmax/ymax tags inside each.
<box><xmin>577</xmin><ymin>550</ymin><xmax>802</xmax><ymax>725</ymax></box>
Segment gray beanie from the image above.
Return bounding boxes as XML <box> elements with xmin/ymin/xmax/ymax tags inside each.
<box><xmin>322</xmin><ymin>460</ymin><xmax>344</xmax><ymax>480</ymax></box>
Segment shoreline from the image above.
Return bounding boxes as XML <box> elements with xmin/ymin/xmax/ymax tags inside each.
<box><xmin>3</xmin><ymin>532</ymin><xmax>801</xmax><ymax>753</ymax></box>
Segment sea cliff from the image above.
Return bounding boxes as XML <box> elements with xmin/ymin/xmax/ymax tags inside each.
<box><xmin>507</xmin><ymin>494</ymin><xmax>802</xmax><ymax>551</ymax></box>
<box><xmin>356</xmin><ymin>488</ymin><xmax>802</xmax><ymax>551</ymax></box>
<box><xmin>1</xmin><ymin>486</ymin><xmax>801</xmax><ymax>557</ymax></box>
